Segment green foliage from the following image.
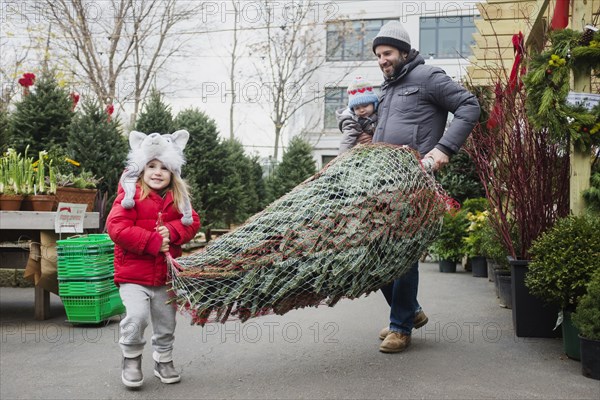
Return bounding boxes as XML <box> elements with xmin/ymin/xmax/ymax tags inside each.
<box><xmin>429</xmin><ymin>210</ymin><xmax>468</xmax><ymax>262</ymax></box>
<box><xmin>461</xmin><ymin>197</ymin><xmax>489</xmax><ymax>257</ymax></box>
<box><xmin>462</xmin><ymin>197</ymin><xmax>487</xmax><ymax>213</ymax></box>
<box><xmin>67</xmin><ymin>99</ymin><xmax>127</xmax><ymax>202</ymax></box>
<box><xmin>436</xmin><ymin>150</ymin><xmax>484</xmax><ymax>204</ymax></box>
<box><xmin>524</xmin><ymin>29</ymin><xmax>600</xmax><ymax>149</ymax></box>
<box><xmin>572</xmin><ymin>270</ymin><xmax>600</xmax><ymax>340</ymax></box>
<box><xmin>0</xmin><ymin>107</ymin><xmax>9</xmax><ymax>153</ymax></box>
<box><xmin>479</xmin><ymin>217</ymin><xmax>509</xmax><ymax>267</ymax></box>
<box><xmin>0</xmin><ymin>147</ymin><xmax>35</xmax><ymax>195</ymax></box>
<box><xmin>583</xmin><ymin>172</ymin><xmax>600</xmax><ymax>213</ymax></box>
<box><xmin>134</xmin><ymin>88</ymin><xmax>174</xmax><ymax>134</ymax></box>
<box><xmin>175</xmin><ymin>108</ymin><xmax>227</xmax><ymax>228</ymax></box>
<box><xmin>55</xmin><ymin>170</ymin><xmax>101</xmax><ymax>189</ymax></box>
<box><xmin>9</xmin><ymin>70</ymin><xmax>73</xmax><ymax>154</ymax></box>
<box><xmin>526</xmin><ymin>214</ymin><xmax>600</xmax><ymax>310</ymax></box>
<box><xmin>266</xmin><ymin>136</ymin><xmax>316</xmax><ymax>202</ymax></box>
<box><xmin>463</xmin><ymin>210</ymin><xmax>489</xmax><ymax>257</ymax></box>
<box><xmin>249</xmin><ymin>155</ymin><xmax>268</xmax><ymax>214</ymax></box>
<box><xmin>219</xmin><ymin>139</ymin><xmax>267</xmax><ymax>226</ymax></box>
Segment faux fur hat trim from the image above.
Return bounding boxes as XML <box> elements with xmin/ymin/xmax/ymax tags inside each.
<box><xmin>126</xmin><ymin>130</ymin><xmax>189</xmax><ymax>175</ymax></box>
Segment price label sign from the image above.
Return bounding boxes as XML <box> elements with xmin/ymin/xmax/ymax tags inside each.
<box><xmin>566</xmin><ymin>91</ymin><xmax>600</xmax><ymax>110</ymax></box>
<box><xmin>55</xmin><ymin>203</ymin><xmax>87</xmax><ymax>233</ymax></box>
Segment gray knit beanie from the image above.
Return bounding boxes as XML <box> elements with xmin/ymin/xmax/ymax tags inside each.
<box><xmin>372</xmin><ymin>21</ymin><xmax>411</xmax><ymax>54</ymax></box>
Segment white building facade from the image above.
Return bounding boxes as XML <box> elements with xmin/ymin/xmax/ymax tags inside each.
<box><xmin>286</xmin><ymin>0</ymin><xmax>481</xmax><ymax>169</ymax></box>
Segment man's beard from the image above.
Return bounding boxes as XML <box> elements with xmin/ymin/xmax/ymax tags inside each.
<box><xmin>381</xmin><ymin>56</ymin><xmax>402</xmax><ymax>79</ymax></box>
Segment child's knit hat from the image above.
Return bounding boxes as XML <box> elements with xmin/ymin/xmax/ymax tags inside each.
<box><xmin>347</xmin><ymin>76</ymin><xmax>378</xmax><ymax>111</ymax></box>
<box><xmin>120</xmin><ymin>130</ymin><xmax>193</xmax><ymax>225</ymax></box>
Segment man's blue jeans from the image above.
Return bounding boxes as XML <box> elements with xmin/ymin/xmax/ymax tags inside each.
<box><xmin>380</xmin><ymin>261</ymin><xmax>420</xmax><ymax>335</ymax></box>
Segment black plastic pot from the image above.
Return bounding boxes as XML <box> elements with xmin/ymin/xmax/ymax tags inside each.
<box><xmin>562</xmin><ymin>311</ymin><xmax>581</xmax><ymax>361</ymax></box>
<box><xmin>486</xmin><ymin>258</ymin><xmax>497</xmax><ymax>282</ymax></box>
<box><xmin>509</xmin><ymin>257</ymin><xmax>561</xmax><ymax>338</ymax></box>
<box><xmin>580</xmin><ymin>336</ymin><xmax>600</xmax><ymax>380</ymax></box>
<box><xmin>471</xmin><ymin>256</ymin><xmax>488</xmax><ymax>278</ymax></box>
<box><xmin>439</xmin><ymin>260</ymin><xmax>457</xmax><ymax>273</ymax></box>
<box><xmin>496</xmin><ymin>269</ymin><xmax>512</xmax><ymax>309</ymax></box>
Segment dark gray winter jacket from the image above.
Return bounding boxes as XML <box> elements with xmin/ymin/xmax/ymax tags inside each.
<box><xmin>373</xmin><ymin>53</ymin><xmax>480</xmax><ymax>156</ymax></box>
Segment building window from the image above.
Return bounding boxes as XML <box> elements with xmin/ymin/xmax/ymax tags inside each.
<box><xmin>324</xmin><ymin>87</ymin><xmax>347</xmax><ymax>130</ymax></box>
<box><xmin>327</xmin><ymin>19</ymin><xmax>395</xmax><ymax>61</ymax></box>
<box><xmin>322</xmin><ymin>155</ymin><xmax>336</xmax><ymax>166</ymax></box>
<box><xmin>324</xmin><ymin>86</ymin><xmax>381</xmax><ymax>130</ymax></box>
<box><xmin>419</xmin><ymin>15</ymin><xmax>478</xmax><ymax>59</ymax></box>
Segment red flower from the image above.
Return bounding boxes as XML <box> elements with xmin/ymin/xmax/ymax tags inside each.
<box><xmin>70</xmin><ymin>92</ymin><xmax>80</xmax><ymax>110</ymax></box>
<box><xmin>105</xmin><ymin>104</ymin><xmax>114</xmax><ymax>122</ymax></box>
<box><xmin>18</xmin><ymin>72</ymin><xmax>36</xmax><ymax>88</ymax></box>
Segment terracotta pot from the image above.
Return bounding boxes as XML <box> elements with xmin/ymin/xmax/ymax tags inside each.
<box><xmin>0</xmin><ymin>194</ymin><xmax>25</xmax><ymax>211</ymax></box>
<box><xmin>21</xmin><ymin>194</ymin><xmax>57</xmax><ymax>211</ymax></box>
<box><xmin>31</xmin><ymin>194</ymin><xmax>57</xmax><ymax>211</ymax></box>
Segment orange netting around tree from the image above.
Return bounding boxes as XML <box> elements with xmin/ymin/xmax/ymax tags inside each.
<box><xmin>168</xmin><ymin>144</ymin><xmax>452</xmax><ymax>326</ymax></box>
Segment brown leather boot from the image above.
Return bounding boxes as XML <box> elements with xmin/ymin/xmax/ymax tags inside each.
<box><xmin>379</xmin><ymin>310</ymin><xmax>429</xmax><ymax>340</ymax></box>
<box><xmin>379</xmin><ymin>332</ymin><xmax>411</xmax><ymax>353</ymax></box>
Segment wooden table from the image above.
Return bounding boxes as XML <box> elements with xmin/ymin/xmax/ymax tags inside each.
<box><xmin>0</xmin><ymin>211</ymin><xmax>100</xmax><ymax>320</ymax></box>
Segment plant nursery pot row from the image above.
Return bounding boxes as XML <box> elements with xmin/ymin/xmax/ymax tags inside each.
<box><xmin>0</xmin><ymin>188</ymin><xmax>97</xmax><ymax>212</ymax></box>
<box><xmin>1</xmin><ymin>194</ymin><xmax>57</xmax><ymax>211</ymax></box>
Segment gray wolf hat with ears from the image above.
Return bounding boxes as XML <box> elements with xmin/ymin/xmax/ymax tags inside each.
<box><xmin>119</xmin><ymin>130</ymin><xmax>193</xmax><ymax>225</ymax></box>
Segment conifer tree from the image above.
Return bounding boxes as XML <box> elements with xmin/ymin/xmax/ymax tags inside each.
<box><xmin>67</xmin><ymin>99</ymin><xmax>128</xmax><ymax>201</ymax></box>
<box><xmin>0</xmin><ymin>107</ymin><xmax>9</xmax><ymax>153</ymax></box>
<box><xmin>134</xmin><ymin>88</ymin><xmax>174</xmax><ymax>134</ymax></box>
<box><xmin>9</xmin><ymin>70</ymin><xmax>73</xmax><ymax>154</ymax></box>
<box><xmin>266</xmin><ymin>136</ymin><xmax>316</xmax><ymax>202</ymax></box>
<box><xmin>219</xmin><ymin>139</ymin><xmax>250</xmax><ymax>226</ymax></box>
<box><xmin>174</xmin><ymin>108</ymin><xmax>228</xmax><ymax>229</ymax></box>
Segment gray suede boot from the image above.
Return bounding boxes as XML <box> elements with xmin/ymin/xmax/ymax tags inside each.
<box><xmin>154</xmin><ymin>361</ymin><xmax>181</xmax><ymax>384</ymax></box>
<box><xmin>122</xmin><ymin>356</ymin><xmax>143</xmax><ymax>388</ymax></box>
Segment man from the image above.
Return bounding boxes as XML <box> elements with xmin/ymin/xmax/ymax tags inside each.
<box><xmin>371</xmin><ymin>20</ymin><xmax>480</xmax><ymax>353</ymax></box>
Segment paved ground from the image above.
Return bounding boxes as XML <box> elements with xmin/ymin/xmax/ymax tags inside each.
<box><xmin>1</xmin><ymin>263</ymin><xmax>599</xmax><ymax>399</ymax></box>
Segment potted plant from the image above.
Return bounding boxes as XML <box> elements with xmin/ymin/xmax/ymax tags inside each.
<box><xmin>572</xmin><ymin>270</ymin><xmax>600</xmax><ymax>380</ymax></box>
<box><xmin>55</xmin><ymin>170</ymin><xmax>101</xmax><ymax>212</ymax></box>
<box><xmin>466</xmin><ymin>66</ymin><xmax>570</xmax><ymax>336</ymax></box>
<box><xmin>429</xmin><ymin>209</ymin><xmax>468</xmax><ymax>273</ymax></box>
<box><xmin>526</xmin><ymin>214</ymin><xmax>600</xmax><ymax>359</ymax></box>
<box><xmin>464</xmin><ymin>208</ymin><xmax>489</xmax><ymax>277</ymax></box>
<box><xmin>0</xmin><ymin>148</ymin><xmax>34</xmax><ymax>210</ymax></box>
<box><xmin>22</xmin><ymin>150</ymin><xmax>58</xmax><ymax>211</ymax></box>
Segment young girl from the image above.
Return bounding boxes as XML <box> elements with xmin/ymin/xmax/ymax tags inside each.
<box><xmin>107</xmin><ymin>130</ymin><xmax>200</xmax><ymax>389</ymax></box>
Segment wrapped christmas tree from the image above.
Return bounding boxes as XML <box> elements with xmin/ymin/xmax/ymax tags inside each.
<box><xmin>169</xmin><ymin>144</ymin><xmax>452</xmax><ymax>325</ymax></box>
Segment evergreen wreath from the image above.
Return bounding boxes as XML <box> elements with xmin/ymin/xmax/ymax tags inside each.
<box><xmin>524</xmin><ymin>29</ymin><xmax>600</xmax><ymax>150</ymax></box>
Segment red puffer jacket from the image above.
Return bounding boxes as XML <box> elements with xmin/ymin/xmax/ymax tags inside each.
<box><xmin>107</xmin><ymin>185</ymin><xmax>200</xmax><ymax>286</ymax></box>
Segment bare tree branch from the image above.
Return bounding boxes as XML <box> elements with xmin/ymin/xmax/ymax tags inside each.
<box><xmin>42</xmin><ymin>0</ymin><xmax>200</xmax><ymax>121</ymax></box>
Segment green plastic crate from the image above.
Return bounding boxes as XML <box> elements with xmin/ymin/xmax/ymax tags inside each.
<box><xmin>57</xmin><ymin>255</ymin><xmax>114</xmax><ymax>279</ymax></box>
<box><xmin>57</xmin><ymin>234</ymin><xmax>114</xmax><ymax>258</ymax></box>
<box><xmin>58</xmin><ymin>274</ymin><xmax>117</xmax><ymax>296</ymax></box>
<box><xmin>57</xmin><ymin>234</ymin><xmax>115</xmax><ymax>278</ymax></box>
<box><xmin>61</xmin><ymin>288</ymin><xmax>125</xmax><ymax>324</ymax></box>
